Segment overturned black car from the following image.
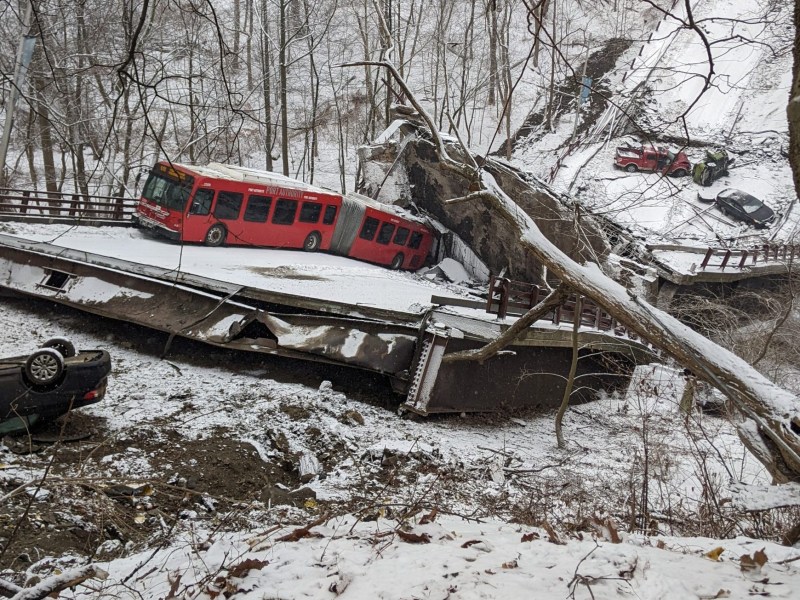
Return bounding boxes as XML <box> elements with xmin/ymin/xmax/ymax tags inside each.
<box><xmin>0</xmin><ymin>338</ymin><xmax>111</xmax><ymax>435</ymax></box>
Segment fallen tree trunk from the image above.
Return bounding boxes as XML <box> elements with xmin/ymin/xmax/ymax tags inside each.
<box><xmin>349</xmin><ymin>52</ymin><xmax>800</xmax><ymax>483</ymax></box>
<box><xmin>459</xmin><ymin>168</ymin><xmax>800</xmax><ymax>483</ymax></box>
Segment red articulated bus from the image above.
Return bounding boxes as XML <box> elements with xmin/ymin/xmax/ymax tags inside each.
<box><xmin>134</xmin><ymin>161</ymin><xmax>435</xmax><ymax>270</ymax></box>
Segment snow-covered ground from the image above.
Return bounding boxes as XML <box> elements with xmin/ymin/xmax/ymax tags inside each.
<box><xmin>2</xmin><ymin>291</ymin><xmax>799</xmax><ymax>597</ymax></box>
<box><xmin>513</xmin><ymin>0</ymin><xmax>798</xmax><ymax>253</ymax></box>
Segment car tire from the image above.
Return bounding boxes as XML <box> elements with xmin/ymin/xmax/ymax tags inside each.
<box><xmin>25</xmin><ymin>348</ymin><xmax>65</xmax><ymax>386</ymax></box>
<box><xmin>204</xmin><ymin>224</ymin><xmax>227</xmax><ymax>247</ymax></box>
<box><xmin>303</xmin><ymin>231</ymin><xmax>322</xmax><ymax>252</ymax></box>
<box><xmin>672</xmin><ymin>169</ymin><xmax>687</xmax><ymax>177</ymax></box>
<box><xmin>625</xmin><ymin>164</ymin><xmax>638</xmax><ymax>173</ymax></box>
<box><xmin>42</xmin><ymin>337</ymin><xmax>76</xmax><ymax>358</ymax></box>
<box><xmin>390</xmin><ymin>253</ymin><xmax>405</xmax><ymax>270</ymax></box>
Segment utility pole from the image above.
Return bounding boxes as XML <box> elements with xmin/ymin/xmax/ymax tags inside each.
<box><xmin>0</xmin><ymin>0</ymin><xmax>35</xmax><ymax>187</ymax></box>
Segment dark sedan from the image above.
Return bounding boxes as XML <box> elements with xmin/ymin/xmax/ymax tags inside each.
<box><xmin>715</xmin><ymin>188</ymin><xmax>775</xmax><ymax>228</ymax></box>
<box><xmin>1</xmin><ymin>338</ymin><xmax>111</xmax><ymax>435</ymax></box>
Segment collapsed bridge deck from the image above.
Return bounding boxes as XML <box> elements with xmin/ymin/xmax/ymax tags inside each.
<box><xmin>0</xmin><ymin>224</ymin><xmax>656</xmax><ymax>414</ymax></box>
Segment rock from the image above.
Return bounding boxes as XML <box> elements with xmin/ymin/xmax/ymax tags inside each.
<box><xmin>267</xmin><ymin>430</ymin><xmax>291</xmax><ymax>454</ymax></box>
<box><xmin>261</xmin><ymin>485</ymin><xmax>317</xmax><ymax>507</ymax></box>
<box><xmin>299</xmin><ymin>452</ymin><xmax>322</xmax><ymax>483</ymax></box>
<box><xmin>341</xmin><ymin>409</ymin><xmax>364</xmax><ymax>426</ymax></box>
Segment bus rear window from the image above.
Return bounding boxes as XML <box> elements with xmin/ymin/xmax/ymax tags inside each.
<box><xmin>214</xmin><ymin>191</ymin><xmax>243</xmax><ymax>220</ymax></box>
<box><xmin>272</xmin><ymin>198</ymin><xmax>298</xmax><ymax>225</ymax></box>
<box><xmin>393</xmin><ymin>227</ymin><xmax>410</xmax><ymax>246</ymax></box>
<box><xmin>299</xmin><ymin>202</ymin><xmax>322</xmax><ymax>223</ymax></box>
<box><xmin>244</xmin><ymin>195</ymin><xmax>272</xmax><ymax>222</ymax></box>
<box><xmin>359</xmin><ymin>217</ymin><xmax>379</xmax><ymax>240</ymax></box>
<box><xmin>409</xmin><ymin>231</ymin><xmax>423</xmax><ymax>249</ymax></box>
<box><xmin>376</xmin><ymin>222</ymin><xmax>395</xmax><ymax>245</ymax></box>
<box><xmin>323</xmin><ymin>205</ymin><xmax>337</xmax><ymax>225</ymax></box>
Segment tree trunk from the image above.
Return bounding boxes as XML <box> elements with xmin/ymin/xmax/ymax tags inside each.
<box><xmin>261</xmin><ymin>0</ymin><xmax>273</xmax><ymax>171</ymax></box>
<box><xmin>788</xmin><ymin>0</ymin><xmax>800</xmax><ymax>199</ymax></box>
<box><xmin>280</xmin><ymin>0</ymin><xmax>289</xmax><ymax>175</ymax></box>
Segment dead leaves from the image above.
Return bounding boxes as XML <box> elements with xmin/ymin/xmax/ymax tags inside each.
<box><xmin>740</xmin><ymin>548</ymin><xmax>768</xmax><ymax>572</ymax></box>
<box><xmin>705</xmin><ymin>547</ymin><xmax>726</xmax><ymax>561</ymax></box>
<box><xmin>276</xmin><ymin>514</ymin><xmax>328</xmax><ymax>542</ymax></box>
<box><xmin>419</xmin><ymin>507</ymin><xmax>438</xmax><ymax>525</ymax></box>
<box><xmin>590</xmin><ymin>516</ymin><xmax>621</xmax><ymax>544</ymax></box>
<box><xmin>397</xmin><ymin>530</ymin><xmax>431</xmax><ymax>544</ymax></box>
<box><xmin>227</xmin><ymin>558</ymin><xmax>269</xmax><ymax>579</ymax></box>
<box><xmin>501</xmin><ymin>559</ymin><xmax>518</xmax><ymax>569</ymax></box>
<box><xmin>521</xmin><ymin>532</ymin><xmax>540</xmax><ymax>543</ymax></box>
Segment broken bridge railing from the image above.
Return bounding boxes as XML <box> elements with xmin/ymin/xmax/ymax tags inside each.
<box><xmin>698</xmin><ymin>244</ymin><xmax>798</xmax><ymax>271</ymax></box>
<box><xmin>0</xmin><ymin>188</ymin><xmax>137</xmax><ymax>225</ymax></box>
<box><xmin>484</xmin><ymin>275</ymin><xmax>658</xmax><ymax>350</ymax></box>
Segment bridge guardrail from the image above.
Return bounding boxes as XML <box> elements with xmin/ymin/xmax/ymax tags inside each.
<box><xmin>0</xmin><ymin>188</ymin><xmax>137</xmax><ymax>225</ymax></box>
<box><xmin>698</xmin><ymin>245</ymin><xmax>798</xmax><ymax>271</ymax></box>
<box><xmin>485</xmin><ymin>275</ymin><xmax>659</xmax><ymax>352</ymax></box>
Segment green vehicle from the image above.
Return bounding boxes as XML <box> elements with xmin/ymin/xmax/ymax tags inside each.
<box><xmin>692</xmin><ymin>149</ymin><xmax>733</xmax><ymax>186</ymax></box>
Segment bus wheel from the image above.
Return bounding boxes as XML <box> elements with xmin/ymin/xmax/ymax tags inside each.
<box><xmin>204</xmin><ymin>224</ymin><xmax>226</xmax><ymax>247</ymax></box>
<box><xmin>390</xmin><ymin>253</ymin><xmax>405</xmax><ymax>270</ymax></box>
<box><xmin>303</xmin><ymin>232</ymin><xmax>321</xmax><ymax>252</ymax></box>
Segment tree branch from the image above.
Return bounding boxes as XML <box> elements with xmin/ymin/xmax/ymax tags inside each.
<box><xmin>443</xmin><ymin>284</ymin><xmax>569</xmax><ymax>364</ymax></box>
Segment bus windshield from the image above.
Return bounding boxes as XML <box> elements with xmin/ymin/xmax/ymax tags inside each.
<box><xmin>142</xmin><ymin>166</ymin><xmax>195</xmax><ymax>212</ymax></box>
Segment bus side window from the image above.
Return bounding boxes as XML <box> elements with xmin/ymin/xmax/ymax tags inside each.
<box><xmin>376</xmin><ymin>222</ymin><xmax>395</xmax><ymax>245</ymax></box>
<box><xmin>359</xmin><ymin>217</ymin><xmax>379</xmax><ymax>240</ymax></box>
<box><xmin>393</xmin><ymin>227</ymin><xmax>410</xmax><ymax>246</ymax></box>
<box><xmin>409</xmin><ymin>231</ymin><xmax>423</xmax><ymax>249</ymax></box>
<box><xmin>272</xmin><ymin>198</ymin><xmax>298</xmax><ymax>225</ymax></box>
<box><xmin>189</xmin><ymin>189</ymin><xmax>214</xmax><ymax>215</ymax></box>
<box><xmin>299</xmin><ymin>202</ymin><xmax>322</xmax><ymax>223</ymax></box>
<box><xmin>214</xmin><ymin>191</ymin><xmax>244</xmax><ymax>220</ymax></box>
<box><xmin>244</xmin><ymin>195</ymin><xmax>272</xmax><ymax>222</ymax></box>
<box><xmin>323</xmin><ymin>205</ymin><xmax>337</xmax><ymax>225</ymax></box>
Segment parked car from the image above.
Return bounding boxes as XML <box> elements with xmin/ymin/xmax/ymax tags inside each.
<box><xmin>0</xmin><ymin>338</ymin><xmax>111</xmax><ymax>435</ymax></box>
<box><xmin>614</xmin><ymin>144</ymin><xmax>691</xmax><ymax>177</ymax></box>
<box><xmin>699</xmin><ymin>188</ymin><xmax>775</xmax><ymax>228</ymax></box>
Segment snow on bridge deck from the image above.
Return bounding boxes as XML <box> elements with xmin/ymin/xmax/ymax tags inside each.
<box><xmin>0</xmin><ymin>223</ymin><xmax>465</xmax><ymax>319</ymax></box>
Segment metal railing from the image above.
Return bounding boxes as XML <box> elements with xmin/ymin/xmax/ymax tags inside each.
<box><xmin>699</xmin><ymin>245</ymin><xmax>798</xmax><ymax>271</ymax></box>
<box><xmin>484</xmin><ymin>275</ymin><xmax>657</xmax><ymax>350</ymax></box>
<box><xmin>0</xmin><ymin>188</ymin><xmax>137</xmax><ymax>224</ymax></box>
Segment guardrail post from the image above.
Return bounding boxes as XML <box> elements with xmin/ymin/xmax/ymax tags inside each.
<box><xmin>752</xmin><ymin>248</ymin><xmax>759</xmax><ymax>264</ymax></box>
<box><xmin>20</xmin><ymin>190</ymin><xmax>30</xmax><ymax>215</ymax></box>
<box><xmin>69</xmin><ymin>194</ymin><xmax>79</xmax><ymax>217</ymax></box>
<box><xmin>737</xmin><ymin>250</ymin><xmax>748</xmax><ymax>269</ymax></box>
<box><xmin>719</xmin><ymin>250</ymin><xmax>732</xmax><ymax>270</ymax></box>
<box><xmin>485</xmin><ymin>275</ymin><xmax>496</xmax><ymax>314</ymax></box>
<box><xmin>497</xmin><ymin>278</ymin><xmax>510</xmax><ymax>319</ymax></box>
<box><xmin>114</xmin><ymin>197</ymin><xmax>124</xmax><ymax>220</ymax></box>
<box><xmin>700</xmin><ymin>247</ymin><xmax>714</xmax><ymax>270</ymax></box>
<box><xmin>528</xmin><ymin>284</ymin><xmax>539</xmax><ymax>309</ymax></box>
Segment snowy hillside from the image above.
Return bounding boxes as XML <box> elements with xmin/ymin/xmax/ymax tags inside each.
<box><xmin>512</xmin><ymin>0</ymin><xmax>797</xmax><ymax>251</ymax></box>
